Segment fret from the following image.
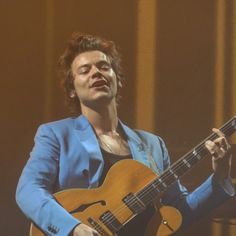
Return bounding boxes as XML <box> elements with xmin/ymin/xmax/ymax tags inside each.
<box><xmin>151</xmin><ymin>178</ymin><xmax>166</xmax><ymax>192</ymax></box>
<box><xmin>192</xmin><ymin>149</ymin><xmax>201</xmax><ymax>160</ymax></box>
<box><xmin>150</xmin><ymin>180</ymin><xmax>163</xmax><ymax>193</ymax></box>
<box><xmin>172</xmin><ymin>160</ymin><xmax>190</xmax><ymax>176</ymax></box>
<box><xmin>169</xmin><ymin>168</ymin><xmax>178</xmax><ymax>179</ymax></box>
<box><xmin>182</xmin><ymin>158</ymin><xmax>191</xmax><ymax>168</ymax></box>
<box><xmin>161</xmin><ymin>169</ymin><xmax>178</xmax><ymax>186</ymax></box>
<box><xmin>151</xmin><ymin>182</ymin><xmax>161</xmax><ymax>193</ymax></box>
<box><xmin>186</xmin><ymin>154</ymin><xmax>199</xmax><ymax>166</ymax></box>
<box><xmin>158</xmin><ymin>178</ymin><xmax>167</xmax><ymax>188</ymax></box>
<box><xmin>133</xmin><ymin>116</ymin><xmax>236</xmax><ymax>210</ymax></box>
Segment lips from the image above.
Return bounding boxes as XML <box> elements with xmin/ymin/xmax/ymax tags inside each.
<box><xmin>91</xmin><ymin>79</ymin><xmax>108</xmax><ymax>88</ymax></box>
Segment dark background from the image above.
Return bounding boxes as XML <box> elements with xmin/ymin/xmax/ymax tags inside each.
<box><xmin>0</xmin><ymin>1</ymin><xmax>235</xmax><ymax>235</ymax></box>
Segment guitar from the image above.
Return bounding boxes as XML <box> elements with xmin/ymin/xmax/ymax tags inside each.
<box><xmin>30</xmin><ymin>117</ymin><xmax>236</xmax><ymax>236</ymax></box>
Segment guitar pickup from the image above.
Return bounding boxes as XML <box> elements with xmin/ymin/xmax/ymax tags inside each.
<box><xmin>123</xmin><ymin>193</ymin><xmax>146</xmax><ymax>214</ymax></box>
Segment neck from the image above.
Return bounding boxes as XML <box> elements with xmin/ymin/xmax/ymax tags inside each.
<box><xmin>81</xmin><ymin>99</ymin><xmax>119</xmax><ymax>135</ymax></box>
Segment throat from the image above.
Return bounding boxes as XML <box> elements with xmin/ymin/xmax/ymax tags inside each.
<box><xmin>81</xmin><ymin>101</ymin><xmax>118</xmax><ymax>134</ymax></box>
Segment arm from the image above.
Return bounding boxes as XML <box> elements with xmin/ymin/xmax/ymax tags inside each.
<box><xmin>16</xmin><ymin>124</ymin><xmax>80</xmax><ymax>236</ymax></box>
<box><xmin>159</xmin><ymin>134</ymin><xmax>234</xmax><ymax>227</ymax></box>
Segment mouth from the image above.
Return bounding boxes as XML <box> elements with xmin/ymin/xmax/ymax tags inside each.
<box><xmin>91</xmin><ymin>79</ymin><xmax>109</xmax><ymax>88</ymax></box>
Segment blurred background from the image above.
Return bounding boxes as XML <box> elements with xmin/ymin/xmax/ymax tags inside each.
<box><xmin>0</xmin><ymin>0</ymin><xmax>235</xmax><ymax>235</ymax></box>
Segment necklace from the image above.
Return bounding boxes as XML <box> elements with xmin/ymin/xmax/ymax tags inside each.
<box><xmin>98</xmin><ymin>132</ymin><xmax>130</xmax><ymax>156</ymax></box>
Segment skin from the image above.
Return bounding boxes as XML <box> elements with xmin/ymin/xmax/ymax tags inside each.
<box><xmin>70</xmin><ymin>50</ymin><xmax>232</xmax><ymax>236</ymax></box>
<box><xmin>71</xmin><ymin>50</ymin><xmax>119</xmax><ymax>135</ymax></box>
<box><xmin>205</xmin><ymin>128</ymin><xmax>232</xmax><ymax>181</ymax></box>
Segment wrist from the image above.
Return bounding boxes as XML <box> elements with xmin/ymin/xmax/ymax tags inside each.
<box><xmin>213</xmin><ymin>171</ymin><xmax>230</xmax><ymax>184</ymax></box>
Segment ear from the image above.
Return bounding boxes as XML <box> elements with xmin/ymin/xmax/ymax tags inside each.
<box><xmin>118</xmin><ymin>80</ymin><xmax>123</xmax><ymax>88</ymax></box>
<box><xmin>69</xmin><ymin>90</ymin><xmax>76</xmax><ymax>98</ymax></box>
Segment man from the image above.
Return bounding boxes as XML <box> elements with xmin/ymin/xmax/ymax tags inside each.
<box><xmin>16</xmin><ymin>33</ymin><xmax>234</xmax><ymax>236</ymax></box>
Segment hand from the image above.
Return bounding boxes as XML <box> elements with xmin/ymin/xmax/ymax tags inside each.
<box><xmin>72</xmin><ymin>223</ymin><xmax>100</xmax><ymax>236</ymax></box>
<box><xmin>205</xmin><ymin>128</ymin><xmax>232</xmax><ymax>181</ymax></box>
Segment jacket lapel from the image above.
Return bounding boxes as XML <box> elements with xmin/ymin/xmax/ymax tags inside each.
<box><xmin>120</xmin><ymin>121</ymin><xmax>151</xmax><ymax>169</ymax></box>
<box><xmin>73</xmin><ymin>115</ymin><xmax>104</xmax><ymax>187</ymax></box>
<box><xmin>73</xmin><ymin>115</ymin><xmax>158</xmax><ymax>187</ymax></box>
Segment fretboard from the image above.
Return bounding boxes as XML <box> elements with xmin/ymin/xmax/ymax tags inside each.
<box><xmin>136</xmin><ymin>116</ymin><xmax>236</xmax><ymax>206</ymax></box>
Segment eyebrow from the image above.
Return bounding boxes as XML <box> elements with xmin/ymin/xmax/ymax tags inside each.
<box><xmin>77</xmin><ymin>63</ymin><xmax>90</xmax><ymax>70</ymax></box>
<box><xmin>77</xmin><ymin>60</ymin><xmax>111</xmax><ymax>70</ymax></box>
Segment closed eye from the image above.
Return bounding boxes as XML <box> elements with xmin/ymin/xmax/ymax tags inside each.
<box><xmin>77</xmin><ymin>61</ymin><xmax>112</xmax><ymax>75</ymax></box>
<box><xmin>78</xmin><ymin>65</ymin><xmax>91</xmax><ymax>75</ymax></box>
<box><xmin>97</xmin><ymin>61</ymin><xmax>112</xmax><ymax>71</ymax></box>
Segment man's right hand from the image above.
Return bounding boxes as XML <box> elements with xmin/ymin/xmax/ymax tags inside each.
<box><xmin>73</xmin><ymin>223</ymin><xmax>100</xmax><ymax>236</ymax></box>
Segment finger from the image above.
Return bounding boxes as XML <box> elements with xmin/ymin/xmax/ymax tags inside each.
<box><xmin>214</xmin><ymin>136</ymin><xmax>231</xmax><ymax>152</ymax></box>
<box><xmin>220</xmin><ymin>137</ymin><xmax>231</xmax><ymax>150</ymax></box>
<box><xmin>214</xmin><ymin>136</ymin><xmax>226</xmax><ymax>148</ymax></box>
<box><xmin>205</xmin><ymin>140</ymin><xmax>217</xmax><ymax>155</ymax></box>
<box><xmin>212</xmin><ymin>128</ymin><xmax>231</xmax><ymax>150</ymax></box>
<box><xmin>222</xmin><ymin>136</ymin><xmax>231</xmax><ymax>150</ymax></box>
<box><xmin>212</xmin><ymin>128</ymin><xmax>225</xmax><ymax>138</ymax></box>
<box><xmin>218</xmin><ymin>146</ymin><xmax>226</xmax><ymax>158</ymax></box>
<box><xmin>205</xmin><ymin>140</ymin><xmax>226</xmax><ymax>160</ymax></box>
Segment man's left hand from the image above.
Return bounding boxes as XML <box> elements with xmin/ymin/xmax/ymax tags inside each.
<box><xmin>205</xmin><ymin>128</ymin><xmax>232</xmax><ymax>181</ymax></box>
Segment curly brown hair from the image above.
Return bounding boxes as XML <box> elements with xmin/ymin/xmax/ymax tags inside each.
<box><xmin>57</xmin><ymin>32</ymin><xmax>125</xmax><ymax>114</ymax></box>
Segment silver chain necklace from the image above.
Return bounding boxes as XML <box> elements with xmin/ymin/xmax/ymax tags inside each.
<box><xmin>97</xmin><ymin>133</ymin><xmax>130</xmax><ymax>156</ymax></box>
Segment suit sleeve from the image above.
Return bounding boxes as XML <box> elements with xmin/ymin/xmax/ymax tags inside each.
<box><xmin>16</xmin><ymin>124</ymin><xmax>80</xmax><ymax>236</ymax></box>
<box><xmin>158</xmin><ymin>137</ymin><xmax>234</xmax><ymax>227</ymax></box>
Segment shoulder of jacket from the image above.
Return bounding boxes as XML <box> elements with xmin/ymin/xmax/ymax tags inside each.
<box><xmin>37</xmin><ymin>117</ymin><xmax>78</xmax><ymax>133</ymax></box>
<box><xmin>134</xmin><ymin>129</ymin><xmax>161</xmax><ymax>141</ymax></box>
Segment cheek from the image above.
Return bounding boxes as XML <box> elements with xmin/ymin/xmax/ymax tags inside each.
<box><xmin>109</xmin><ymin>71</ymin><xmax>118</xmax><ymax>86</ymax></box>
<box><xmin>73</xmin><ymin>79</ymin><xmax>85</xmax><ymax>97</ymax></box>
<box><xmin>73</xmin><ymin>77</ymin><xmax>85</xmax><ymax>89</ymax></box>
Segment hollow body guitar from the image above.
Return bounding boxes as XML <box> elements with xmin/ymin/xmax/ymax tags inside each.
<box><xmin>30</xmin><ymin>117</ymin><xmax>236</xmax><ymax>236</ymax></box>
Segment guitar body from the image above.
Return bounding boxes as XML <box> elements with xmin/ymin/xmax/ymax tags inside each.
<box><xmin>30</xmin><ymin>159</ymin><xmax>182</xmax><ymax>236</ymax></box>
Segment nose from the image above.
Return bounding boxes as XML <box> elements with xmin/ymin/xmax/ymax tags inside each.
<box><xmin>91</xmin><ymin>65</ymin><xmax>102</xmax><ymax>78</ymax></box>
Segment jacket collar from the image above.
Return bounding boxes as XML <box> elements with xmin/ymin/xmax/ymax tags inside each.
<box><xmin>73</xmin><ymin>115</ymin><xmax>102</xmax><ymax>187</ymax></box>
<box><xmin>74</xmin><ymin>115</ymin><xmax>150</xmax><ymax>168</ymax></box>
<box><xmin>119</xmin><ymin>121</ymin><xmax>150</xmax><ymax>167</ymax></box>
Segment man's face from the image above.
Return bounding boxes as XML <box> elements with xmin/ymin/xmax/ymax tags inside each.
<box><xmin>71</xmin><ymin>50</ymin><xmax>118</xmax><ymax>108</ymax></box>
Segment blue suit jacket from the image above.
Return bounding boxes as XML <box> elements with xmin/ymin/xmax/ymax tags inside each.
<box><xmin>16</xmin><ymin>115</ymin><xmax>232</xmax><ymax>236</ymax></box>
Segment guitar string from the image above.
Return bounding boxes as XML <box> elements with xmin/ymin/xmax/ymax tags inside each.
<box><xmin>92</xmin><ymin>122</ymin><xmax>234</xmax><ymax>230</ymax></box>
<box><xmin>94</xmin><ymin>122</ymin><xmax>234</xmax><ymax>229</ymax></box>
<box><xmin>97</xmin><ymin>123</ymin><xmax>234</xmax><ymax>229</ymax></box>
<box><xmin>132</xmin><ymin>121</ymin><xmax>235</xmax><ymax>208</ymax></box>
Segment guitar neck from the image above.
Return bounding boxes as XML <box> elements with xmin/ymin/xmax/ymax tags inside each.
<box><xmin>136</xmin><ymin>116</ymin><xmax>236</xmax><ymax>206</ymax></box>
